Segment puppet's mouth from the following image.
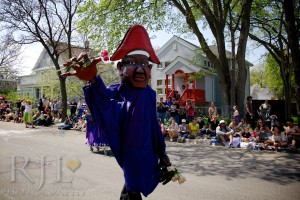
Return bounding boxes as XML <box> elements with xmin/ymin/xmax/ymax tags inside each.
<box><xmin>133</xmin><ymin>73</ymin><xmax>145</xmax><ymax>81</ymax></box>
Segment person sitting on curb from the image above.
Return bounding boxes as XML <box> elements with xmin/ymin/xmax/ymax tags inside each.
<box><xmin>241</xmin><ymin>127</ymin><xmax>252</xmax><ymax>142</ymax></box>
<box><xmin>216</xmin><ymin>120</ymin><xmax>234</xmax><ymax>147</ymax></box>
<box><xmin>167</xmin><ymin>118</ymin><xmax>179</xmax><ymax>142</ymax></box>
<box><xmin>177</xmin><ymin>119</ymin><xmax>190</xmax><ymax>143</ymax></box>
<box><xmin>255</xmin><ymin>120</ymin><xmax>270</xmax><ymax>143</ymax></box>
<box><xmin>206</xmin><ymin>115</ymin><xmax>219</xmax><ymax>137</ymax></box>
<box><xmin>188</xmin><ymin>118</ymin><xmax>200</xmax><ymax>139</ymax></box>
<box><xmin>265</xmin><ymin>125</ymin><xmax>288</xmax><ymax>151</ymax></box>
<box><xmin>285</xmin><ymin>118</ymin><xmax>300</xmax><ymax>152</ymax></box>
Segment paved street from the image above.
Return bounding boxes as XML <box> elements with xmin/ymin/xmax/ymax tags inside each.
<box><xmin>0</xmin><ymin>121</ymin><xmax>300</xmax><ymax>200</ymax></box>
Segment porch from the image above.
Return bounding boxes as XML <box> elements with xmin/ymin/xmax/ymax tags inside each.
<box><xmin>165</xmin><ymin>70</ymin><xmax>205</xmax><ymax>106</ymax></box>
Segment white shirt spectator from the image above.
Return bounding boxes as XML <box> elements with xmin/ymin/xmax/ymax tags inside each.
<box><xmin>216</xmin><ymin>125</ymin><xmax>234</xmax><ymax>136</ymax></box>
<box><xmin>24</xmin><ymin>104</ymin><xmax>32</xmax><ymax>113</ymax></box>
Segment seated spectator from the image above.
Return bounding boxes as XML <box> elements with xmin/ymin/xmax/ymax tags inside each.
<box><xmin>44</xmin><ymin>111</ymin><xmax>53</xmax><ymax>126</ymax></box>
<box><xmin>255</xmin><ymin>120</ymin><xmax>270</xmax><ymax>143</ymax></box>
<box><xmin>167</xmin><ymin>118</ymin><xmax>179</xmax><ymax>142</ymax></box>
<box><xmin>35</xmin><ymin>111</ymin><xmax>53</xmax><ymax>126</ymax></box>
<box><xmin>265</xmin><ymin>125</ymin><xmax>288</xmax><ymax>151</ymax></box>
<box><xmin>14</xmin><ymin>109</ymin><xmax>22</xmax><ymax>123</ymax></box>
<box><xmin>188</xmin><ymin>118</ymin><xmax>200</xmax><ymax>139</ymax></box>
<box><xmin>235</xmin><ymin>118</ymin><xmax>250</xmax><ymax>132</ymax></box>
<box><xmin>159</xmin><ymin>120</ymin><xmax>167</xmax><ymax>137</ymax></box>
<box><xmin>1</xmin><ymin>100</ymin><xmax>7</xmax><ymax>114</ymax></box>
<box><xmin>80</xmin><ymin>113</ymin><xmax>90</xmax><ymax>132</ymax></box>
<box><xmin>272</xmin><ymin>118</ymin><xmax>285</xmax><ymax>132</ymax></box>
<box><xmin>58</xmin><ymin>115</ymin><xmax>73</xmax><ymax>130</ymax></box>
<box><xmin>216</xmin><ymin>120</ymin><xmax>234</xmax><ymax>147</ymax></box>
<box><xmin>73</xmin><ymin>116</ymin><xmax>85</xmax><ymax>131</ymax></box>
<box><xmin>35</xmin><ymin>111</ymin><xmax>46</xmax><ymax>126</ymax></box>
<box><xmin>1</xmin><ymin>110</ymin><xmax>7</xmax><ymax>121</ymax></box>
<box><xmin>44</xmin><ymin>105</ymin><xmax>52</xmax><ymax>114</ymax></box>
<box><xmin>4</xmin><ymin>111</ymin><xmax>17</xmax><ymax>122</ymax></box>
<box><xmin>285</xmin><ymin>118</ymin><xmax>300</xmax><ymax>151</ymax></box>
<box><xmin>197</xmin><ymin>116</ymin><xmax>206</xmax><ymax>134</ymax></box>
<box><xmin>177</xmin><ymin>119</ymin><xmax>190</xmax><ymax>142</ymax></box>
<box><xmin>206</xmin><ymin>115</ymin><xmax>219</xmax><ymax>137</ymax></box>
<box><xmin>229</xmin><ymin>118</ymin><xmax>238</xmax><ymax>132</ymax></box>
<box><xmin>241</xmin><ymin>128</ymin><xmax>252</xmax><ymax>142</ymax></box>
<box><xmin>0</xmin><ymin>109</ymin><xmax>3</xmax><ymax>120</ymax></box>
<box><xmin>166</xmin><ymin>116</ymin><xmax>175</xmax><ymax>126</ymax></box>
<box><xmin>32</xmin><ymin>111</ymin><xmax>41</xmax><ymax>122</ymax></box>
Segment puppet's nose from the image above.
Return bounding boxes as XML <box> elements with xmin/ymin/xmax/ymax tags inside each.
<box><xmin>135</xmin><ymin>66</ymin><xmax>145</xmax><ymax>74</ymax></box>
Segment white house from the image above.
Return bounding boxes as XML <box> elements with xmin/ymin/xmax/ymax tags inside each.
<box><xmin>151</xmin><ymin>36</ymin><xmax>253</xmax><ymax>107</ymax></box>
<box><xmin>17</xmin><ymin>43</ymin><xmax>87</xmax><ymax>99</ymax></box>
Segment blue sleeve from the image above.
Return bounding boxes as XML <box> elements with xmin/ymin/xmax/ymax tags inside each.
<box><xmin>83</xmin><ymin>76</ymin><xmax>122</xmax><ymax>166</ymax></box>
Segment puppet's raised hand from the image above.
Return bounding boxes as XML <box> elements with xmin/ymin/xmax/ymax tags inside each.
<box><xmin>61</xmin><ymin>50</ymin><xmax>109</xmax><ymax>81</ymax></box>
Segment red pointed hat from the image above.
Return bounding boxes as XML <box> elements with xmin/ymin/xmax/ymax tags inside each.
<box><xmin>110</xmin><ymin>24</ymin><xmax>160</xmax><ymax>64</ymax></box>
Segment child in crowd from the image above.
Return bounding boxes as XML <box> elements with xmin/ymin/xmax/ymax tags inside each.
<box><xmin>265</xmin><ymin>125</ymin><xmax>288</xmax><ymax>151</ymax></box>
<box><xmin>177</xmin><ymin>119</ymin><xmax>190</xmax><ymax>142</ymax></box>
<box><xmin>255</xmin><ymin>120</ymin><xmax>270</xmax><ymax>143</ymax></box>
<box><xmin>168</xmin><ymin>118</ymin><xmax>179</xmax><ymax>142</ymax></box>
<box><xmin>241</xmin><ymin>128</ymin><xmax>252</xmax><ymax>142</ymax></box>
<box><xmin>188</xmin><ymin>118</ymin><xmax>200</xmax><ymax>139</ymax></box>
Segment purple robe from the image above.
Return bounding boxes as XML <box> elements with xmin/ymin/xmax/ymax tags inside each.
<box><xmin>83</xmin><ymin>76</ymin><xmax>166</xmax><ymax>196</ymax></box>
<box><xmin>86</xmin><ymin>116</ymin><xmax>108</xmax><ymax>147</ymax></box>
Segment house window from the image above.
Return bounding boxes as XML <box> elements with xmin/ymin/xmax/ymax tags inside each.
<box><xmin>165</xmin><ymin>61</ymin><xmax>171</xmax><ymax>67</ymax></box>
<box><xmin>156</xmin><ymin>88</ymin><xmax>163</xmax><ymax>95</ymax></box>
<box><xmin>157</xmin><ymin>63</ymin><xmax>162</xmax><ymax>69</ymax></box>
<box><xmin>204</xmin><ymin>60</ymin><xmax>211</xmax><ymax>68</ymax></box>
<box><xmin>157</xmin><ymin>79</ymin><xmax>163</xmax><ymax>86</ymax></box>
<box><xmin>207</xmin><ymin>61</ymin><xmax>211</xmax><ymax>68</ymax></box>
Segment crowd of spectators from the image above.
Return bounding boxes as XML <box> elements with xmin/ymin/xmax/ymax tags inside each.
<box><xmin>0</xmin><ymin>97</ymin><xmax>90</xmax><ymax>132</ymax></box>
<box><xmin>1</xmin><ymin>96</ymin><xmax>299</xmax><ymax>152</ymax></box>
<box><xmin>157</xmin><ymin>97</ymin><xmax>300</xmax><ymax>152</ymax></box>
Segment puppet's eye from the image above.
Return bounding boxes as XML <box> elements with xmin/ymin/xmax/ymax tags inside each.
<box><xmin>122</xmin><ymin>60</ymin><xmax>135</xmax><ymax>65</ymax></box>
<box><xmin>122</xmin><ymin>60</ymin><xmax>150</xmax><ymax>67</ymax></box>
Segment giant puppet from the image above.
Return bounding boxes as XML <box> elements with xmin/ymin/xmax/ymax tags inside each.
<box><xmin>62</xmin><ymin>24</ymin><xmax>179</xmax><ymax>199</ymax></box>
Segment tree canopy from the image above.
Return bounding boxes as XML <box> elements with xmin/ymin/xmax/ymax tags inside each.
<box><xmin>77</xmin><ymin>0</ymin><xmax>254</xmax><ymax>117</ymax></box>
<box><xmin>0</xmin><ymin>33</ymin><xmax>21</xmax><ymax>79</ymax></box>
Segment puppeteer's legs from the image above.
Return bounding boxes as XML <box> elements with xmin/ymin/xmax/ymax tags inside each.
<box><xmin>120</xmin><ymin>184</ymin><xmax>142</xmax><ymax>200</ymax></box>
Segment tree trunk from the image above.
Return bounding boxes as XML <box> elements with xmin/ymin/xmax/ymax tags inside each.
<box><xmin>235</xmin><ymin>0</ymin><xmax>253</xmax><ymax>118</ymax></box>
<box><xmin>58</xmin><ymin>75</ymin><xmax>68</xmax><ymax>121</ymax></box>
<box><xmin>283</xmin><ymin>0</ymin><xmax>300</xmax><ymax>126</ymax></box>
<box><xmin>53</xmin><ymin>60</ymin><xmax>68</xmax><ymax>122</ymax></box>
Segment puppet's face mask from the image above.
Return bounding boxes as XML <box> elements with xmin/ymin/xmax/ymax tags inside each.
<box><xmin>117</xmin><ymin>55</ymin><xmax>152</xmax><ymax>88</ymax></box>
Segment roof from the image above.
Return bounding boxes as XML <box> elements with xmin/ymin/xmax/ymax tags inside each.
<box><xmin>32</xmin><ymin>42</ymin><xmax>89</xmax><ymax>71</ymax></box>
<box><xmin>158</xmin><ymin>36</ymin><xmax>253</xmax><ymax>66</ymax></box>
<box><xmin>161</xmin><ymin>56</ymin><xmax>214</xmax><ymax>75</ymax></box>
